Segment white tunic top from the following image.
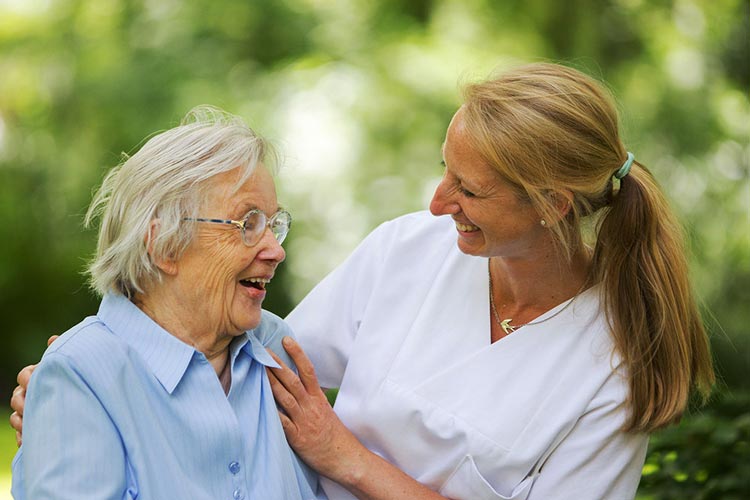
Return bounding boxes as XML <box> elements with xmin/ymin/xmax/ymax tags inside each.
<box><xmin>287</xmin><ymin>211</ymin><xmax>648</xmax><ymax>500</ymax></box>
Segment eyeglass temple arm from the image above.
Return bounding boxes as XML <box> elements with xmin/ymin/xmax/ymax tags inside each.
<box><xmin>185</xmin><ymin>217</ymin><xmax>245</xmax><ymax>229</ymax></box>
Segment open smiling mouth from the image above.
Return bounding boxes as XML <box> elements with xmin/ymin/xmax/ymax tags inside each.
<box><xmin>456</xmin><ymin>222</ymin><xmax>479</xmax><ymax>232</ymax></box>
<box><xmin>239</xmin><ymin>278</ymin><xmax>270</xmax><ymax>290</ymax></box>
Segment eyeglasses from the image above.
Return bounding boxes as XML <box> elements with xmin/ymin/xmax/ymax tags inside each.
<box><xmin>184</xmin><ymin>209</ymin><xmax>292</xmax><ymax>247</ymax></box>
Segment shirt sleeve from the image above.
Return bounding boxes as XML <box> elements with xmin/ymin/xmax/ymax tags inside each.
<box><xmin>285</xmin><ymin>220</ymin><xmax>392</xmax><ymax>389</ymax></box>
<box><xmin>257</xmin><ymin>310</ymin><xmax>299</xmax><ymax>372</ymax></box>
<box><xmin>19</xmin><ymin>351</ymin><xmax>134</xmax><ymax>500</ymax></box>
<box><xmin>527</xmin><ymin>390</ymin><xmax>648</xmax><ymax>500</ymax></box>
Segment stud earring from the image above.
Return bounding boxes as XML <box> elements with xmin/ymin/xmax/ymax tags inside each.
<box><xmin>540</xmin><ymin>219</ymin><xmax>547</xmax><ymax>227</ymax></box>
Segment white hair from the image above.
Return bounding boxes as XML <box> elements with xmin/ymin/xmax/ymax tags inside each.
<box><xmin>85</xmin><ymin>105</ymin><xmax>276</xmax><ymax>297</ymax></box>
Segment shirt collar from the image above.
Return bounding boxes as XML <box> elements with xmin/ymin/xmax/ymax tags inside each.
<box><xmin>98</xmin><ymin>294</ymin><xmax>279</xmax><ymax>394</ymax></box>
<box><xmin>98</xmin><ymin>294</ymin><xmax>196</xmax><ymax>394</ymax></box>
<box><xmin>240</xmin><ymin>331</ymin><xmax>281</xmax><ymax>369</ymax></box>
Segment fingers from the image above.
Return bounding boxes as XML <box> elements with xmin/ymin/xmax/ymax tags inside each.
<box><xmin>9</xmin><ymin>410</ymin><xmax>22</xmax><ymax>432</ymax></box>
<box><xmin>267</xmin><ymin>366</ymin><xmax>305</xmax><ymax>422</ymax></box>
<box><xmin>267</xmin><ymin>349</ymin><xmax>288</xmax><ymax>371</ymax></box>
<box><xmin>276</xmin><ymin>410</ymin><xmax>295</xmax><ymax>436</ymax></box>
<box><xmin>266</xmin><ymin>366</ymin><xmax>287</xmax><ymax>398</ymax></box>
<box><xmin>17</xmin><ymin>364</ymin><xmax>35</xmax><ymax>389</ymax></box>
<box><xmin>280</xmin><ymin>337</ymin><xmax>321</xmax><ymax>392</ymax></box>
<box><xmin>10</xmin><ymin>346</ymin><xmax>50</xmax><ymax>448</ymax></box>
<box><xmin>267</xmin><ymin>350</ymin><xmax>309</xmax><ymax>401</ymax></box>
<box><xmin>10</xmin><ymin>386</ymin><xmax>25</xmax><ymax>417</ymax></box>
<box><xmin>10</xmin><ymin>365</ymin><xmax>36</xmax><ymax>448</ymax></box>
<box><xmin>47</xmin><ymin>335</ymin><xmax>59</xmax><ymax>347</ymax></box>
<box><xmin>9</xmin><ymin>412</ymin><xmax>23</xmax><ymax>446</ymax></box>
<box><xmin>275</xmin><ymin>410</ymin><xmax>304</xmax><ymax>447</ymax></box>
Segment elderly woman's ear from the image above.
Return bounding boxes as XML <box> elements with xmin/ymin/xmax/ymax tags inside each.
<box><xmin>145</xmin><ymin>219</ymin><xmax>178</xmax><ymax>275</ymax></box>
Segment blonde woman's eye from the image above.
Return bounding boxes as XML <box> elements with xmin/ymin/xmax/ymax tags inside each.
<box><xmin>460</xmin><ymin>186</ymin><xmax>476</xmax><ymax>197</ymax></box>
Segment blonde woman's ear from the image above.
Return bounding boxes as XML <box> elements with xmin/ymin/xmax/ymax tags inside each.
<box><xmin>548</xmin><ymin>190</ymin><xmax>574</xmax><ymax>220</ymax></box>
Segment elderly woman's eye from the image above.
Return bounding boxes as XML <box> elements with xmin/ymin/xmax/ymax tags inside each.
<box><xmin>244</xmin><ymin>211</ymin><xmax>262</xmax><ymax>230</ymax></box>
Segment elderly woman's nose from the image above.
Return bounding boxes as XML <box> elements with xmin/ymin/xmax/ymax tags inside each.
<box><xmin>257</xmin><ymin>228</ymin><xmax>286</xmax><ymax>263</ymax></box>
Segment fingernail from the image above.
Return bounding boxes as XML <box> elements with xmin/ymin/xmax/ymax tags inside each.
<box><xmin>282</xmin><ymin>336</ymin><xmax>293</xmax><ymax>346</ymax></box>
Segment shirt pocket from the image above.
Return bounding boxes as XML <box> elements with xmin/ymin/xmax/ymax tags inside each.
<box><xmin>439</xmin><ymin>455</ymin><xmax>534</xmax><ymax>500</ymax></box>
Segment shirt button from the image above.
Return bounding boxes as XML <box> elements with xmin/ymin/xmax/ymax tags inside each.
<box><xmin>228</xmin><ymin>461</ymin><xmax>241</xmax><ymax>474</ymax></box>
<box><xmin>233</xmin><ymin>489</ymin><xmax>243</xmax><ymax>500</ymax></box>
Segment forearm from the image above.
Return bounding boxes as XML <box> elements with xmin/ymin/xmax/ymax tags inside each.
<box><xmin>331</xmin><ymin>443</ymin><xmax>449</xmax><ymax>500</ymax></box>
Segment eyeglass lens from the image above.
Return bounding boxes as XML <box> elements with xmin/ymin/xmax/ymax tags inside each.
<box><xmin>243</xmin><ymin>210</ymin><xmax>290</xmax><ymax>246</ymax></box>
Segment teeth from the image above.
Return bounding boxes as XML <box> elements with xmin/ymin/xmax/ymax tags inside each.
<box><xmin>455</xmin><ymin>222</ymin><xmax>479</xmax><ymax>232</ymax></box>
<box><xmin>244</xmin><ymin>277</ymin><xmax>270</xmax><ymax>284</ymax></box>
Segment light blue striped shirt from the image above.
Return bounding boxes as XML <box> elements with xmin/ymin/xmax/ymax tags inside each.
<box><xmin>12</xmin><ymin>293</ymin><xmax>324</xmax><ymax>500</ymax></box>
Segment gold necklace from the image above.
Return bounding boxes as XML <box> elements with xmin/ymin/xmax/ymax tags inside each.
<box><xmin>488</xmin><ymin>261</ymin><xmax>587</xmax><ymax>335</ymax></box>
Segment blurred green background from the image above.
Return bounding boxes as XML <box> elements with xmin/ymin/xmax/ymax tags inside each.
<box><xmin>0</xmin><ymin>0</ymin><xmax>748</xmax><ymax>497</ymax></box>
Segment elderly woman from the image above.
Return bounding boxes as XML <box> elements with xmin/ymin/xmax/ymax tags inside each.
<box><xmin>11</xmin><ymin>107</ymin><xmax>321</xmax><ymax>499</ymax></box>
<box><xmin>265</xmin><ymin>63</ymin><xmax>714</xmax><ymax>499</ymax></box>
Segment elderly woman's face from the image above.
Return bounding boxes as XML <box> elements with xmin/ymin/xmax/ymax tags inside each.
<box><xmin>430</xmin><ymin>108</ymin><xmax>542</xmax><ymax>258</ymax></box>
<box><xmin>175</xmin><ymin>165</ymin><xmax>285</xmax><ymax>337</ymax></box>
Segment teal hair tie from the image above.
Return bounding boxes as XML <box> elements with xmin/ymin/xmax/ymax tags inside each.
<box><xmin>615</xmin><ymin>152</ymin><xmax>634</xmax><ymax>179</ymax></box>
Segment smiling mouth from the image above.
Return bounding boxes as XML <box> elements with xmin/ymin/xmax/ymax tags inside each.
<box><xmin>455</xmin><ymin>222</ymin><xmax>479</xmax><ymax>232</ymax></box>
<box><xmin>239</xmin><ymin>277</ymin><xmax>270</xmax><ymax>290</ymax></box>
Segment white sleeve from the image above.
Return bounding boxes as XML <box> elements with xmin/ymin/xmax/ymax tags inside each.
<box><xmin>285</xmin><ymin>220</ymin><xmax>392</xmax><ymax>389</ymax></box>
<box><xmin>527</xmin><ymin>391</ymin><xmax>648</xmax><ymax>500</ymax></box>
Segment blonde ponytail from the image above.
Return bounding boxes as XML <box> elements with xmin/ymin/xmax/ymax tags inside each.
<box><xmin>593</xmin><ymin>161</ymin><xmax>714</xmax><ymax>432</ymax></box>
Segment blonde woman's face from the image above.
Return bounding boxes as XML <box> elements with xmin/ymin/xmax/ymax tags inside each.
<box><xmin>175</xmin><ymin>165</ymin><xmax>286</xmax><ymax>338</ymax></box>
<box><xmin>430</xmin><ymin>109</ymin><xmax>543</xmax><ymax>258</ymax></box>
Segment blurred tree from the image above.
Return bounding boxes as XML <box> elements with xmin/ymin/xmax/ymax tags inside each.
<box><xmin>0</xmin><ymin>0</ymin><xmax>747</xmax><ymax>495</ymax></box>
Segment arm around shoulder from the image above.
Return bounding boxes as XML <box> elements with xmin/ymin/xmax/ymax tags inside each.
<box><xmin>14</xmin><ymin>351</ymin><xmax>131</xmax><ymax>500</ymax></box>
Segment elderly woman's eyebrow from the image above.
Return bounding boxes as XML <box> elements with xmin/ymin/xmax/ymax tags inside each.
<box><xmin>234</xmin><ymin>202</ymin><xmax>282</xmax><ymax>218</ymax></box>
<box><xmin>234</xmin><ymin>202</ymin><xmax>259</xmax><ymax>215</ymax></box>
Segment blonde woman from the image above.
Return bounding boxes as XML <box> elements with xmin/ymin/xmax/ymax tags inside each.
<box><xmin>267</xmin><ymin>63</ymin><xmax>714</xmax><ymax>500</ymax></box>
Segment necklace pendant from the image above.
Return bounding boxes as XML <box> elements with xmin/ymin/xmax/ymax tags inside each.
<box><xmin>500</xmin><ymin>318</ymin><xmax>515</xmax><ymax>334</ymax></box>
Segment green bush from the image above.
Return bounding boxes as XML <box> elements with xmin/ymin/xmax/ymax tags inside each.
<box><xmin>637</xmin><ymin>391</ymin><xmax>750</xmax><ymax>499</ymax></box>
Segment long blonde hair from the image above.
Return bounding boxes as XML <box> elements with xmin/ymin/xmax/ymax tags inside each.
<box><xmin>461</xmin><ymin>62</ymin><xmax>714</xmax><ymax>432</ymax></box>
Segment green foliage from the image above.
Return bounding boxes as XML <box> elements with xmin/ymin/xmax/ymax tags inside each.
<box><xmin>0</xmin><ymin>1</ymin><xmax>748</xmax><ymax>496</ymax></box>
<box><xmin>0</xmin><ymin>413</ymin><xmax>17</xmax><ymax>498</ymax></box>
<box><xmin>325</xmin><ymin>387</ymin><xmax>339</xmax><ymax>407</ymax></box>
<box><xmin>637</xmin><ymin>391</ymin><xmax>750</xmax><ymax>499</ymax></box>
